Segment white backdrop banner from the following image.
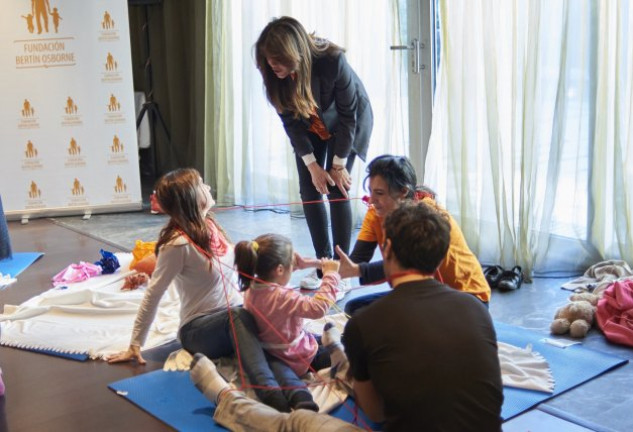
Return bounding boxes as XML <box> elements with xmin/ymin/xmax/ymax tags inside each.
<box><xmin>0</xmin><ymin>0</ymin><xmax>141</xmax><ymax>220</ymax></box>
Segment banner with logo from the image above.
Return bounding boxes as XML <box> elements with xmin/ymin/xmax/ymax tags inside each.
<box><xmin>0</xmin><ymin>0</ymin><xmax>141</xmax><ymax>220</ymax></box>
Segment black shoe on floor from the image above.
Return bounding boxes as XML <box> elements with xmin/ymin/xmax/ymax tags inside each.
<box><xmin>497</xmin><ymin>266</ymin><xmax>523</xmax><ymax>291</ymax></box>
<box><xmin>484</xmin><ymin>265</ymin><xmax>505</xmax><ymax>289</ymax></box>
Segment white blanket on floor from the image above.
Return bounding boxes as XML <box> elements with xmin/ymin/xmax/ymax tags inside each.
<box><xmin>498</xmin><ymin>342</ymin><xmax>555</xmax><ymax>393</ymax></box>
<box><xmin>0</xmin><ymin>253</ymin><xmax>180</xmax><ymax>359</ymax></box>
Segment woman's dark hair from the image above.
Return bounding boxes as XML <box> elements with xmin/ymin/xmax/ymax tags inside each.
<box><xmin>384</xmin><ymin>201</ymin><xmax>451</xmax><ymax>274</ymax></box>
<box><xmin>234</xmin><ymin>233</ymin><xmax>293</xmax><ymax>291</ymax></box>
<box><xmin>255</xmin><ymin>16</ymin><xmax>342</xmax><ymax>119</ymax></box>
<box><xmin>154</xmin><ymin>168</ymin><xmax>227</xmax><ymax>257</ymax></box>
<box><xmin>364</xmin><ymin>154</ymin><xmax>436</xmax><ymax>200</ymax></box>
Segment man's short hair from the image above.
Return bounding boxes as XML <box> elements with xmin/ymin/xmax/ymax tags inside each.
<box><xmin>384</xmin><ymin>202</ymin><xmax>451</xmax><ymax>274</ymax></box>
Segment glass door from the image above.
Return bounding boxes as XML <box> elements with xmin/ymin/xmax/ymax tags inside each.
<box><xmin>392</xmin><ymin>0</ymin><xmax>435</xmax><ymax>179</ymax></box>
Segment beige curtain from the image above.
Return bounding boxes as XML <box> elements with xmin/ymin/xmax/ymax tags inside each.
<box><xmin>426</xmin><ymin>0</ymin><xmax>633</xmax><ymax>277</ymax></box>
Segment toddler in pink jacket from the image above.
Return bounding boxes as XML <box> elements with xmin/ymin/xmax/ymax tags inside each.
<box><xmin>234</xmin><ymin>233</ymin><xmax>341</xmax><ymax>411</ymax></box>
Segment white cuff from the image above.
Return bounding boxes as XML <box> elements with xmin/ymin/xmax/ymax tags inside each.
<box><xmin>302</xmin><ymin>153</ymin><xmax>317</xmax><ymax>166</ymax></box>
<box><xmin>333</xmin><ymin>156</ymin><xmax>347</xmax><ymax>167</ymax></box>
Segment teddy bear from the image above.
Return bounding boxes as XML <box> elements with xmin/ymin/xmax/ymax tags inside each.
<box><xmin>550</xmin><ymin>292</ymin><xmax>601</xmax><ymax>338</ymax></box>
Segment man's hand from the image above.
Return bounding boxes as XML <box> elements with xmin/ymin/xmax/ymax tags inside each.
<box><xmin>307</xmin><ymin>162</ymin><xmax>335</xmax><ymax>195</ymax></box>
<box><xmin>335</xmin><ymin>245</ymin><xmax>360</xmax><ymax>278</ymax></box>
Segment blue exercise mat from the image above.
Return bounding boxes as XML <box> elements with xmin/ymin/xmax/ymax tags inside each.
<box><xmin>503</xmin><ymin>409</ymin><xmax>596</xmax><ymax>432</ymax></box>
<box><xmin>109</xmin><ymin>369</ymin><xmax>379</xmax><ymax>431</ymax></box>
<box><xmin>0</xmin><ymin>252</ymin><xmax>43</xmax><ymax>277</ymax></box>
<box><xmin>28</xmin><ymin>347</ymin><xmax>89</xmax><ymax>361</ymax></box>
<box><xmin>495</xmin><ymin>321</ymin><xmax>628</xmax><ymax>421</ymax></box>
<box><xmin>108</xmin><ymin>323</ymin><xmax>627</xmax><ymax>430</ymax></box>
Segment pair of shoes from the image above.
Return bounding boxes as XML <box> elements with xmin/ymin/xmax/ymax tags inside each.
<box><xmin>497</xmin><ymin>266</ymin><xmax>523</xmax><ymax>291</ymax></box>
<box><xmin>150</xmin><ymin>191</ymin><xmax>164</xmax><ymax>215</ymax></box>
<box><xmin>300</xmin><ymin>270</ymin><xmax>321</xmax><ymax>290</ymax></box>
<box><xmin>484</xmin><ymin>265</ymin><xmax>504</xmax><ymax>289</ymax></box>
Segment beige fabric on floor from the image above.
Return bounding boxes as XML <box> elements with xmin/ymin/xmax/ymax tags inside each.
<box><xmin>498</xmin><ymin>341</ymin><xmax>555</xmax><ymax>393</ymax></box>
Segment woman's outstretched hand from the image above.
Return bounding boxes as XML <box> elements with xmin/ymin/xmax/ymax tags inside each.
<box><xmin>335</xmin><ymin>245</ymin><xmax>360</xmax><ymax>278</ymax></box>
<box><xmin>307</xmin><ymin>162</ymin><xmax>335</xmax><ymax>195</ymax></box>
<box><xmin>107</xmin><ymin>344</ymin><xmax>146</xmax><ymax>365</ymax></box>
<box><xmin>329</xmin><ymin>166</ymin><xmax>352</xmax><ymax>198</ymax></box>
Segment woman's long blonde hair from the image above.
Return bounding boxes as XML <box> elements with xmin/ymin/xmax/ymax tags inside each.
<box><xmin>255</xmin><ymin>16</ymin><xmax>343</xmax><ymax>119</ymax></box>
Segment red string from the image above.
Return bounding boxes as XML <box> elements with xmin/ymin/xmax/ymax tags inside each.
<box><xmin>213</xmin><ymin>196</ymin><xmax>362</xmax><ymax>212</ymax></box>
<box><xmin>178</xmin><ymin>198</ymin><xmax>373</xmax><ymax>429</ymax></box>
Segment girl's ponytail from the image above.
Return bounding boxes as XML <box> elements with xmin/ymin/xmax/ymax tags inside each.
<box><xmin>234</xmin><ymin>234</ymin><xmax>293</xmax><ymax>290</ymax></box>
<box><xmin>234</xmin><ymin>240</ymin><xmax>259</xmax><ymax>291</ymax></box>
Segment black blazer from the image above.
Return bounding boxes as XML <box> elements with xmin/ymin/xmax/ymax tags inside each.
<box><xmin>279</xmin><ymin>51</ymin><xmax>373</xmax><ymax>162</ymax></box>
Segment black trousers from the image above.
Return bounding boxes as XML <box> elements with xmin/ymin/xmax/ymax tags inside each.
<box><xmin>294</xmin><ymin>135</ymin><xmax>355</xmax><ymax>261</ymax></box>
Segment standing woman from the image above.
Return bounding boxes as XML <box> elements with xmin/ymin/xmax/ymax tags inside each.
<box><xmin>255</xmin><ymin>16</ymin><xmax>373</xmax><ymax>287</ymax></box>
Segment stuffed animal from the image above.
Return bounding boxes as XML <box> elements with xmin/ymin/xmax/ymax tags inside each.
<box><xmin>569</xmin><ymin>292</ymin><xmax>601</xmax><ymax>306</ymax></box>
<box><xmin>550</xmin><ymin>294</ymin><xmax>600</xmax><ymax>338</ymax></box>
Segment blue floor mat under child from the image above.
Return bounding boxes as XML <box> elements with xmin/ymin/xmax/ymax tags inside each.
<box><xmin>108</xmin><ymin>322</ymin><xmax>628</xmax><ymax>430</ymax></box>
<box><xmin>109</xmin><ymin>369</ymin><xmax>379</xmax><ymax>431</ymax></box>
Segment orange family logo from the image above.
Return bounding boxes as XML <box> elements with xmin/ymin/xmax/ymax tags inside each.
<box><xmin>112</xmin><ymin>135</ymin><xmax>124</xmax><ymax>153</ymax></box>
<box><xmin>21</xmin><ymin>1</ymin><xmax>62</xmax><ymax>34</ymax></box>
<box><xmin>68</xmin><ymin>137</ymin><xmax>80</xmax><ymax>155</ymax></box>
<box><xmin>114</xmin><ymin>176</ymin><xmax>127</xmax><ymax>193</ymax></box>
<box><xmin>64</xmin><ymin>96</ymin><xmax>78</xmax><ymax>114</ymax></box>
<box><xmin>25</xmin><ymin>140</ymin><xmax>38</xmax><ymax>157</ymax></box>
<box><xmin>102</xmin><ymin>11</ymin><xmax>115</xmax><ymax>30</ymax></box>
<box><xmin>71</xmin><ymin>178</ymin><xmax>84</xmax><ymax>195</ymax></box>
<box><xmin>107</xmin><ymin>94</ymin><xmax>121</xmax><ymax>112</ymax></box>
<box><xmin>21</xmin><ymin>99</ymin><xmax>35</xmax><ymax>117</ymax></box>
<box><xmin>105</xmin><ymin>52</ymin><xmax>118</xmax><ymax>71</ymax></box>
<box><xmin>28</xmin><ymin>180</ymin><xmax>42</xmax><ymax>198</ymax></box>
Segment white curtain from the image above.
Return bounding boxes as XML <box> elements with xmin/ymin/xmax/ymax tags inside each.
<box><xmin>426</xmin><ymin>0</ymin><xmax>633</xmax><ymax>278</ymax></box>
<box><xmin>205</xmin><ymin>0</ymin><xmax>407</xmax><ymax>226</ymax></box>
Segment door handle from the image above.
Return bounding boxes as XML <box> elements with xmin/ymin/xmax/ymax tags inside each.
<box><xmin>390</xmin><ymin>38</ymin><xmax>424</xmax><ymax>74</ymax></box>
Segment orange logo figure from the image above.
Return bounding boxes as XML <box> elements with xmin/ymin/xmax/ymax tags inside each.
<box><xmin>108</xmin><ymin>93</ymin><xmax>120</xmax><ymax>112</ymax></box>
<box><xmin>105</xmin><ymin>52</ymin><xmax>118</xmax><ymax>71</ymax></box>
<box><xmin>22</xmin><ymin>99</ymin><xmax>35</xmax><ymax>117</ymax></box>
<box><xmin>114</xmin><ymin>176</ymin><xmax>127</xmax><ymax>193</ymax></box>
<box><xmin>21</xmin><ymin>13</ymin><xmax>35</xmax><ymax>33</ymax></box>
<box><xmin>31</xmin><ymin>0</ymin><xmax>52</xmax><ymax>34</ymax></box>
<box><xmin>50</xmin><ymin>7</ymin><xmax>62</xmax><ymax>33</ymax></box>
<box><xmin>68</xmin><ymin>137</ymin><xmax>81</xmax><ymax>155</ymax></box>
<box><xmin>28</xmin><ymin>181</ymin><xmax>42</xmax><ymax>198</ymax></box>
<box><xmin>71</xmin><ymin>178</ymin><xmax>84</xmax><ymax>195</ymax></box>
<box><xmin>102</xmin><ymin>11</ymin><xmax>115</xmax><ymax>29</ymax></box>
<box><xmin>25</xmin><ymin>140</ymin><xmax>38</xmax><ymax>158</ymax></box>
<box><xmin>111</xmin><ymin>135</ymin><xmax>124</xmax><ymax>153</ymax></box>
<box><xmin>65</xmin><ymin>96</ymin><xmax>78</xmax><ymax>114</ymax></box>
